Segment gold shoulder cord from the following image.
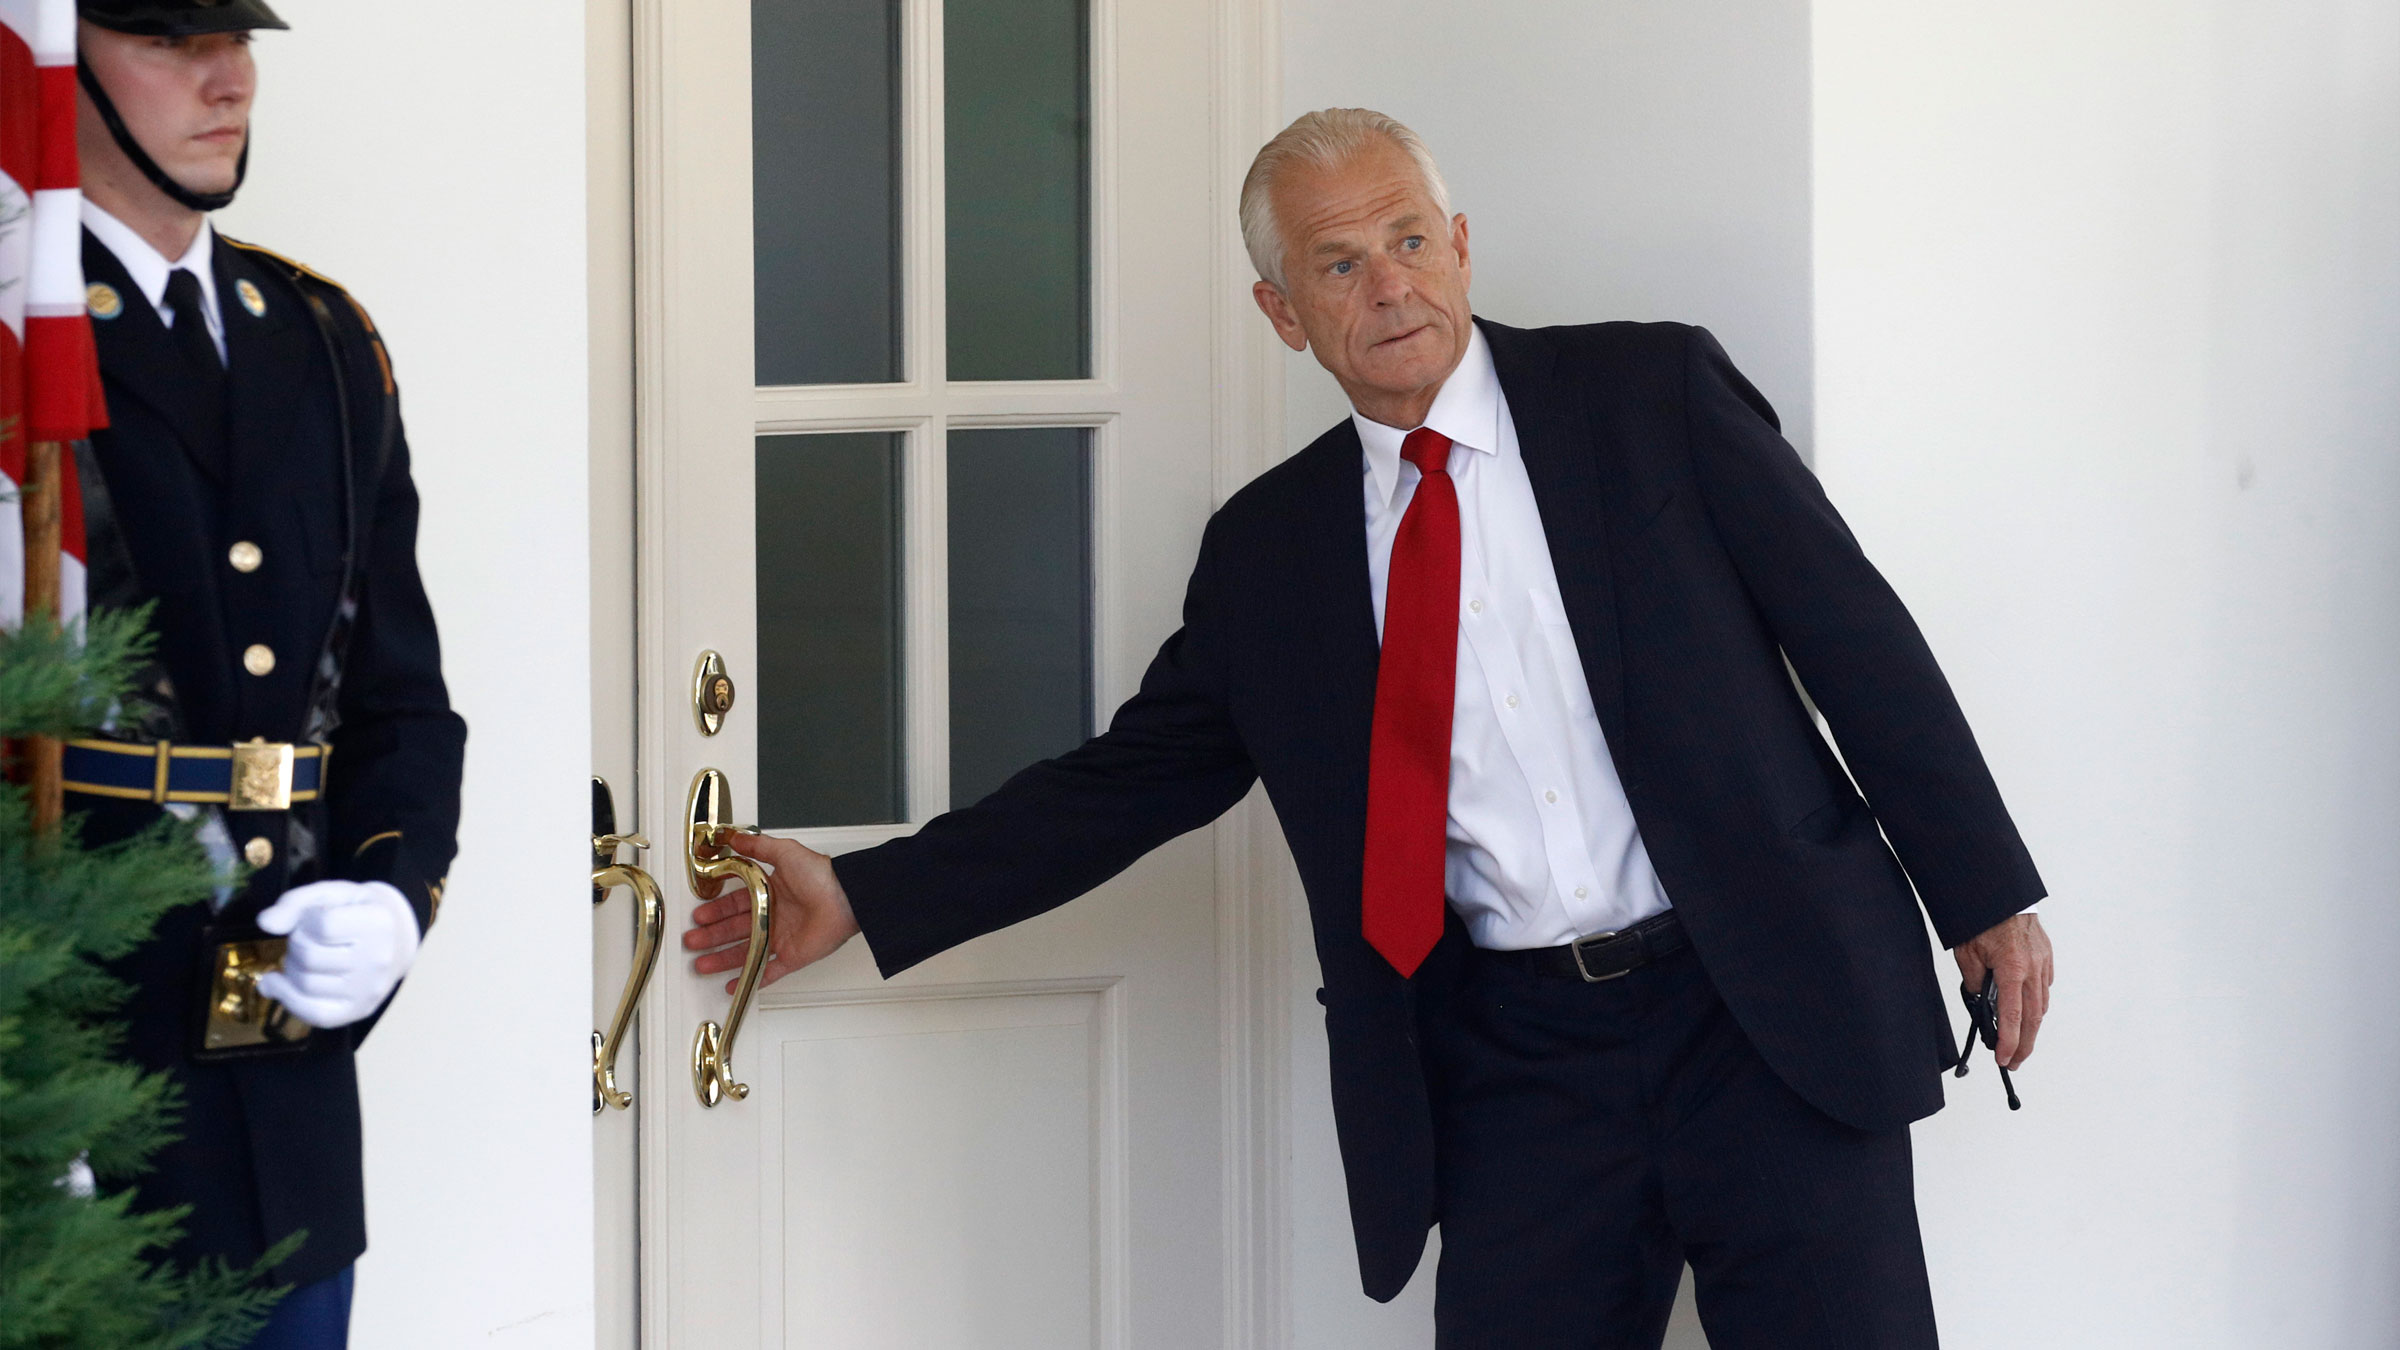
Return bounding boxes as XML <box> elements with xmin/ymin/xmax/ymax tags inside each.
<box><xmin>220</xmin><ymin>236</ymin><xmax>396</xmax><ymax>392</ymax></box>
<box><xmin>219</xmin><ymin>234</ymin><xmax>350</xmax><ymax>297</ymax></box>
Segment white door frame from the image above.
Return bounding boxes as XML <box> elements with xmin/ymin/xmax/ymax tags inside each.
<box><xmin>585</xmin><ymin>2</ymin><xmax>640</xmax><ymax>1348</ymax></box>
<box><xmin>585</xmin><ymin>0</ymin><xmax>1294</xmax><ymax>1343</ymax></box>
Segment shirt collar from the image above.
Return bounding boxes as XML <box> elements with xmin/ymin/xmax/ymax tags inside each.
<box><xmin>81</xmin><ymin>199</ymin><xmax>218</xmax><ymax>321</ymax></box>
<box><xmin>1355</xmin><ymin>322</ymin><xmax>1501</xmax><ymax>512</ymax></box>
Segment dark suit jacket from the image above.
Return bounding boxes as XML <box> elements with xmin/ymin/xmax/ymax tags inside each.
<box><xmin>833</xmin><ymin>317</ymin><xmax>2044</xmax><ymax>1301</ymax></box>
<box><xmin>74</xmin><ymin>229</ymin><xmax>466</xmax><ymax>1288</ymax></box>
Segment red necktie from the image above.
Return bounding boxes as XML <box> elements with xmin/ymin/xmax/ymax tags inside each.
<box><xmin>1362</xmin><ymin>427</ymin><xmax>1459</xmax><ymax>977</ymax></box>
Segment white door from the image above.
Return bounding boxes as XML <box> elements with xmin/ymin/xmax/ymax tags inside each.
<box><xmin>592</xmin><ymin>0</ymin><xmax>1285</xmax><ymax>1343</ymax></box>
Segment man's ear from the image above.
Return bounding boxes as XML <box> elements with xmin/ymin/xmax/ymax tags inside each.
<box><xmin>1451</xmin><ymin>213</ymin><xmax>1472</xmax><ymax>292</ymax></box>
<box><xmin>1252</xmin><ymin>280</ymin><xmax>1311</xmax><ymax>353</ymax></box>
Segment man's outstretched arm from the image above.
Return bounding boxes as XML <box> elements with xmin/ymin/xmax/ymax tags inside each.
<box><xmin>685</xmin><ymin>515</ymin><xmax>1257</xmax><ymax>985</ymax></box>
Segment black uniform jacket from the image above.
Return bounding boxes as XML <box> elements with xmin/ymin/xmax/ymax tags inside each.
<box><xmin>831</xmin><ymin>317</ymin><xmax>2046</xmax><ymax>1302</ymax></box>
<box><xmin>73</xmin><ymin>228</ymin><xmax>466</xmax><ymax>1289</ymax></box>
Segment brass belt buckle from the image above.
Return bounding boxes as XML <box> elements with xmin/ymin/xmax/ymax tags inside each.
<box><xmin>1569</xmin><ymin>930</ymin><xmax>1628</xmax><ymax>983</ymax></box>
<box><xmin>228</xmin><ymin>739</ymin><xmax>296</xmax><ymax>812</ymax></box>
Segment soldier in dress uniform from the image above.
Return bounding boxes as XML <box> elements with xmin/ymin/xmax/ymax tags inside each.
<box><xmin>64</xmin><ymin>2</ymin><xmax>466</xmax><ymax>1345</ymax></box>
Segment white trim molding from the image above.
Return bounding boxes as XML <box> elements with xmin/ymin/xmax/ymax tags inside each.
<box><xmin>1211</xmin><ymin>1</ymin><xmax>1291</xmax><ymax>1348</ymax></box>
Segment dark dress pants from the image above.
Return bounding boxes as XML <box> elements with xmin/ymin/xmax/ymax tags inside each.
<box><xmin>1417</xmin><ymin>938</ymin><xmax>1940</xmax><ymax>1349</ymax></box>
<box><xmin>243</xmin><ymin>1265</ymin><xmax>354</xmax><ymax>1350</ymax></box>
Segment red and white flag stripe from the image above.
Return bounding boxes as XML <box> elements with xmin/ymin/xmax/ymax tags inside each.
<box><xmin>2</xmin><ymin>0</ymin><xmax>106</xmax><ymax>630</ymax></box>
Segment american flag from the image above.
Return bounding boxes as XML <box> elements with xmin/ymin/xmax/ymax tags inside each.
<box><xmin>1</xmin><ymin>0</ymin><xmax>106</xmax><ymax>630</ymax></box>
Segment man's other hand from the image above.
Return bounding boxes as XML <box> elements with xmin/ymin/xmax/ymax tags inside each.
<box><xmin>681</xmin><ymin>833</ymin><xmax>862</xmax><ymax>992</ymax></box>
<box><xmin>1952</xmin><ymin>912</ymin><xmax>2053</xmax><ymax>1070</ymax></box>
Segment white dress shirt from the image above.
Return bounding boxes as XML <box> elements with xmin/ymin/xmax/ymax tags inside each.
<box><xmin>82</xmin><ymin>200</ymin><xmax>227</xmax><ymax>365</ymax></box>
<box><xmin>1359</xmin><ymin>325</ymin><xmax>1671</xmax><ymax>950</ymax></box>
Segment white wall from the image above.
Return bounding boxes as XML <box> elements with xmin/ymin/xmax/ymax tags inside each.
<box><xmin>1278</xmin><ymin>3</ymin><xmax>1811</xmax><ymax>1343</ymax></box>
<box><xmin>215</xmin><ymin>2</ymin><xmax>596</xmax><ymax>1344</ymax></box>
<box><xmin>1818</xmin><ymin>2</ymin><xmax>2400</xmax><ymax>1345</ymax></box>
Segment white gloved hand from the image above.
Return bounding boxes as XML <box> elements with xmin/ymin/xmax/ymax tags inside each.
<box><xmin>254</xmin><ymin>880</ymin><xmax>423</xmax><ymax>1030</ymax></box>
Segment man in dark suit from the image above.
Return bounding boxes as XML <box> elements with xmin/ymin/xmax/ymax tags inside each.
<box><xmin>686</xmin><ymin>108</ymin><xmax>2051</xmax><ymax>1348</ymax></box>
<box><xmin>66</xmin><ymin>2</ymin><xmax>465</xmax><ymax>1345</ymax></box>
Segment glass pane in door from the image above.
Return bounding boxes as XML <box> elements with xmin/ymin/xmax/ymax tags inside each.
<box><xmin>757</xmin><ymin>432</ymin><xmax>906</xmax><ymax>826</ymax></box>
<box><xmin>944</xmin><ymin>0</ymin><xmax>1089</xmax><ymax>381</ymax></box>
<box><xmin>755</xmin><ymin>0</ymin><xmax>903</xmax><ymax>385</ymax></box>
<box><xmin>947</xmin><ymin>428</ymin><xmax>1093</xmax><ymax>808</ymax></box>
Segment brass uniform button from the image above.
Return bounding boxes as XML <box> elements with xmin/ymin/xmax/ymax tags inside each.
<box><xmin>244</xmin><ymin>836</ymin><xmax>275</xmax><ymax>868</ymax></box>
<box><xmin>228</xmin><ymin>541</ymin><xmax>263</xmax><ymax>573</ymax></box>
<box><xmin>242</xmin><ymin>644</ymin><xmax>276</xmax><ymax>677</ymax></box>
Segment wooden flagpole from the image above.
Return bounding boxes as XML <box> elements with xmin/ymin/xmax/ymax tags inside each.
<box><xmin>24</xmin><ymin>438</ymin><xmax>65</xmax><ymax>834</ymax></box>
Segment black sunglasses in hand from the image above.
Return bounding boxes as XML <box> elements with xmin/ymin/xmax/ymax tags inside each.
<box><xmin>1953</xmin><ymin>969</ymin><xmax>2022</xmax><ymax>1111</ymax></box>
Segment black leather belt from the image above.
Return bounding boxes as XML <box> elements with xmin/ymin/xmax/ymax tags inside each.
<box><xmin>61</xmin><ymin>737</ymin><xmax>328</xmax><ymax>811</ymax></box>
<box><xmin>1480</xmin><ymin>910</ymin><xmax>1687</xmax><ymax>983</ymax></box>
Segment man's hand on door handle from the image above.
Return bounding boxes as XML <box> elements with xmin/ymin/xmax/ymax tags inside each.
<box><xmin>682</xmin><ymin>834</ymin><xmax>860</xmax><ymax>993</ymax></box>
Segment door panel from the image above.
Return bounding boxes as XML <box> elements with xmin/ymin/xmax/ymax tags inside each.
<box><xmin>627</xmin><ymin>0</ymin><xmax>1236</xmax><ymax>1342</ymax></box>
<box><xmin>773</xmin><ymin>984</ymin><xmax>1120</xmax><ymax>1348</ymax></box>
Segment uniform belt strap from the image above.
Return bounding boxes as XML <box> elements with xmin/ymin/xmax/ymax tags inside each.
<box><xmin>61</xmin><ymin>738</ymin><xmax>330</xmax><ymax>810</ymax></box>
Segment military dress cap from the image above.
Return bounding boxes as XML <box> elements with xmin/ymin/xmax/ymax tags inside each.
<box><xmin>78</xmin><ymin>0</ymin><xmax>288</xmax><ymax>36</ymax></box>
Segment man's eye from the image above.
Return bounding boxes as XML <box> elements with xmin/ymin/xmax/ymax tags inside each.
<box><xmin>1402</xmin><ymin>236</ymin><xmax>1424</xmax><ymax>250</ymax></box>
<box><xmin>1331</xmin><ymin>260</ymin><xmax>1354</xmax><ymax>276</ymax></box>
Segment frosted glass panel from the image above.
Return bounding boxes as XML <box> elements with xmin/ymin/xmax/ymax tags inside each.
<box><xmin>947</xmin><ymin>428</ymin><xmax>1092</xmax><ymax>808</ymax></box>
<box><xmin>944</xmin><ymin>0</ymin><xmax>1089</xmax><ymax>380</ymax></box>
<box><xmin>757</xmin><ymin>433</ymin><xmax>905</xmax><ymax>826</ymax></box>
<box><xmin>754</xmin><ymin>0</ymin><xmax>902</xmax><ymax>385</ymax></box>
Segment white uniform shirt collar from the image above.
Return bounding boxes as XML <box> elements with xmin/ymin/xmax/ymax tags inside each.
<box><xmin>1355</xmin><ymin>321</ymin><xmax>1502</xmax><ymax>512</ymax></box>
<box><xmin>81</xmin><ymin>199</ymin><xmax>221</xmax><ymax>336</ymax></box>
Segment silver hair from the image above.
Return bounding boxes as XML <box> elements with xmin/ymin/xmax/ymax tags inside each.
<box><xmin>1239</xmin><ymin>108</ymin><xmax>1453</xmax><ymax>291</ymax></box>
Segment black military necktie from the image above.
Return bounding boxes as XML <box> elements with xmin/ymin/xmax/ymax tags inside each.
<box><xmin>163</xmin><ymin>267</ymin><xmax>225</xmax><ymax>383</ymax></box>
<box><xmin>162</xmin><ymin>266</ymin><xmax>231</xmax><ymax>480</ymax></box>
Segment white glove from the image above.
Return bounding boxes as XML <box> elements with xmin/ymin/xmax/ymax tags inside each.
<box><xmin>254</xmin><ymin>880</ymin><xmax>423</xmax><ymax>1030</ymax></box>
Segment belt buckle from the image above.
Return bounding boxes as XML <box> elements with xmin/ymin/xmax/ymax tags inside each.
<box><xmin>1569</xmin><ymin>930</ymin><xmax>1628</xmax><ymax>983</ymax></box>
<box><xmin>227</xmin><ymin>739</ymin><xmax>296</xmax><ymax>812</ymax></box>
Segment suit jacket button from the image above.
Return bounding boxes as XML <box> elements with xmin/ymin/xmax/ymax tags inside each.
<box><xmin>242</xmin><ymin>644</ymin><xmax>276</xmax><ymax>677</ymax></box>
<box><xmin>244</xmin><ymin>836</ymin><xmax>274</xmax><ymax>867</ymax></box>
<box><xmin>228</xmin><ymin>541</ymin><xmax>263</xmax><ymax>573</ymax></box>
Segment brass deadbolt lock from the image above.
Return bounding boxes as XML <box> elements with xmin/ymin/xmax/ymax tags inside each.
<box><xmin>693</xmin><ymin>649</ymin><xmax>736</xmax><ymax>736</ymax></box>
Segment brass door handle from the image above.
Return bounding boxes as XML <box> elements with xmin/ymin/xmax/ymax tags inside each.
<box><xmin>589</xmin><ymin>776</ymin><xmax>664</xmax><ymax>1113</ymax></box>
<box><xmin>685</xmin><ymin>767</ymin><xmax>771</xmax><ymax>1107</ymax></box>
<box><xmin>590</xmin><ymin>848</ymin><xmax>664</xmax><ymax>1113</ymax></box>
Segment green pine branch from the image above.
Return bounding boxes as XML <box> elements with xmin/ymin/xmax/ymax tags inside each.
<box><xmin>0</xmin><ymin>609</ymin><xmax>292</xmax><ymax>1349</ymax></box>
<box><xmin>0</xmin><ymin>607</ymin><xmax>152</xmax><ymax>740</ymax></box>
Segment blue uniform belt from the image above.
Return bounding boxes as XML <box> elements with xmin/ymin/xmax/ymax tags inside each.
<box><xmin>61</xmin><ymin>738</ymin><xmax>330</xmax><ymax>812</ymax></box>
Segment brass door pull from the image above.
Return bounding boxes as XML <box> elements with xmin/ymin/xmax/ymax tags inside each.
<box><xmin>591</xmin><ymin>850</ymin><xmax>664</xmax><ymax>1114</ymax></box>
<box><xmin>590</xmin><ymin>776</ymin><xmax>662</xmax><ymax>1114</ymax></box>
<box><xmin>685</xmin><ymin>767</ymin><xmax>771</xmax><ymax>1107</ymax></box>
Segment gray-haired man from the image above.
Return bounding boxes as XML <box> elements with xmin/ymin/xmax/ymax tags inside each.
<box><xmin>689</xmin><ymin>109</ymin><xmax>2052</xmax><ymax>1348</ymax></box>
